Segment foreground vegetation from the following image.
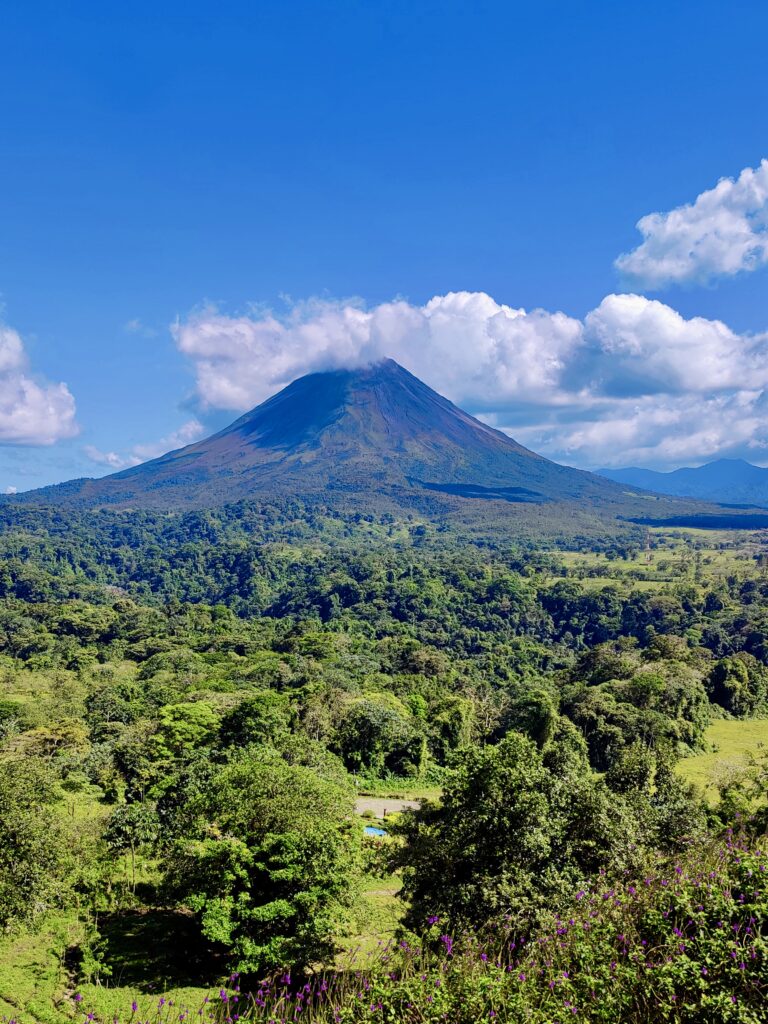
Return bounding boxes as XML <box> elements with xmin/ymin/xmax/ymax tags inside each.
<box><xmin>78</xmin><ymin>830</ymin><xmax>766</xmax><ymax>1024</ymax></box>
<box><xmin>0</xmin><ymin>500</ymin><xmax>767</xmax><ymax>1022</ymax></box>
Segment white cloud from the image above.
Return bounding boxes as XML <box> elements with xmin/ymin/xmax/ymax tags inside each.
<box><xmin>615</xmin><ymin>159</ymin><xmax>768</xmax><ymax>287</ymax></box>
<box><xmin>0</xmin><ymin>323</ymin><xmax>78</xmax><ymax>445</ymax></box>
<box><xmin>511</xmin><ymin>390</ymin><xmax>768</xmax><ymax>469</ymax></box>
<box><xmin>172</xmin><ymin>292</ymin><xmax>768</xmax><ymax>469</ymax></box>
<box><xmin>83</xmin><ymin>446</ymin><xmax>131</xmax><ymax>470</ymax></box>
<box><xmin>173</xmin><ymin>293</ymin><xmax>584</xmax><ymax>413</ymax></box>
<box><xmin>84</xmin><ymin>419</ymin><xmax>205</xmax><ymax>472</ymax></box>
<box><xmin>131</xmin><ymin>419</ymin><xmax>206</xmax><ymax>461</ymax></box>
<box><xmin>173</xmin><ymin>300</ymin><xmax>381</xmax><ymax>411</ymax></box>
<box><xmin>4</xmin><ymin>486</ymin><xmax>16</xmax><ymax>495</ymax></box>
<box><xmin>582</xmin><ymin>294</ymin><xmax>768</xmax><ymax>395</ymax></box>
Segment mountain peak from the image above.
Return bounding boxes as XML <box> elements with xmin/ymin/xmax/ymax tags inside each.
<box><xmin>706</xmin><ymin>457</ymin><xmax>753</xmax><ymax>468</ymax></box>
<box><xmin>599</xmin><ymin>458</ymin><xmax>768</xmax><ymax>506</ymax></box>
<box><xmin>15</xmin><ymin>361</ymin><xmax>628</xmax><ymax>510</ymax></box>
<box><xmin>212</xmin><ymin>357</ymin><xmax>529</xmax><ymax>457</ymax></box>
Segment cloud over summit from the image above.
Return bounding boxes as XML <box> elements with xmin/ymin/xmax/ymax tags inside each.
<box><xmin>173</xmin><ymin>291</ymin><xmax>768</xmax><ymax>469</ymax></box>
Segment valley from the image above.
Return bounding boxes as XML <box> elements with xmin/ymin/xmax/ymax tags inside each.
<box><xmin>0</xmin><ymin>496</ymin><xmax>766</xmax><ymax>1023</ymax></box>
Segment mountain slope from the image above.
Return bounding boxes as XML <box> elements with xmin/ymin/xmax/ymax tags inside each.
<box><xmin>15</xmin><ymin>360</ymin><xmax>647</xmax><ymax>511</ymax></box>
<box><xmin>599</xmin><ymin>459</ymin><xmax>768</xmax><ymax>506</ymax></box>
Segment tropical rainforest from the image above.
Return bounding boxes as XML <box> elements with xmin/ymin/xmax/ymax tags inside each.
<box><xmin>0</xmin><ymin>498</ymin><xmax>766</xmax><ymax>1024</ymax></box>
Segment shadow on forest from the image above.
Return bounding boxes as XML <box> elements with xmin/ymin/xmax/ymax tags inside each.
<box><xmin>69</xmin><ymin>909</ymin><xmax>226</xmax><ymax>990</ymax></box>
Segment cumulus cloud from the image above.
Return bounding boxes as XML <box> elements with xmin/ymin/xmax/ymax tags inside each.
<box><xmin>510</xmin><ymin>390</ymin><xmax>768</xmax><ymax>469</ymax></box>
<box><xmin>131</xmin><ymin>419</ymin><xmax>206</xmax><ymax>461</ymax></box>
<box><xmin>615</xmin><ymin>159</ymin><xmax>768</xmax><ymax>287</ymax></box>
<box><xmin>173</xmin><ymin>294</ymin><xmax>584</xmax><ymax>413</ymax></box>
<box><xmin>84</xmin><ymin>419</ymin><xmax>205</xmax><ymax>472</ymax></box>
<box><xmin>0</xmin><ymin>323</ymin><xmax>78</xmax><ymax>445</ymax></box>
<box><xmin>172</xmin><ymin>291</ymin><xmax>768</xmax><ymax>469</ymax></box>
<box><xmin>581</xmin><ymin>294</ymin><xmax>767</xmax><ymax>396</ymax></box>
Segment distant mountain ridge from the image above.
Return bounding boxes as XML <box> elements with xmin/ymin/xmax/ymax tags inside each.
<box><xmin>12</xmin><ymin>359</ymin><xmax>638</xmax><ymax>511</ymax></box>
<box><xmin>598</xmin><ymin>459</ymin><xmax>768</xmax><ymax>506</ymax></box>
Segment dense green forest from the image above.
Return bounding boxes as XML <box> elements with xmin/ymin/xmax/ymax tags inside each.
<box><xmin>0</xmin><ymin>501</ymin><xmax>766</xmax><ymax>1023</ymax></box>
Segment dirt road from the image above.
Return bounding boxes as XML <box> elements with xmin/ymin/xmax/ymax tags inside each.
<box><xmin>354</xmin><ymin>797</ymin><xmax>421</xmax><ymax>818</ymax></box>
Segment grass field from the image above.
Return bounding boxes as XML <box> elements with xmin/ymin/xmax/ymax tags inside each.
<box><xmin>355</xmin><ymin>780</ymin><xmax>442</xmax><ymax>800</ymax></box>
<box><xmin>0</xmin><ymin>908</ymin><xmax>237</xmax><ymax>1024</ymax></box>
<box><xmin>676</xmin><ymin>718</ymin><xmax>768</xmax><ymax>801</ymax></box>
<box><xmin>549</xmin><ymin>526</ymin><xmax>768</xmax><ymax>595</ymax></box>
<box><xmin>0</xmin><ymin>913</ymin><xmax>82</xmax><ymax>1024</ymax></box>
<box><xmin>0</xmin><ymin>874</ymin><xmax>406</xmax><ymax>1024</ymax></box>
<box><xmin>339</xmin><ymin>872</ymin><xmax>402</xmax><ymax>960</ymax></box>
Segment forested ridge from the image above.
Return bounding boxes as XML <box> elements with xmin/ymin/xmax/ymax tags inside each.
<box><xmin>0</xmin><ymin>500</ymin><xmax>766</xmax><ymax>1023</ymax></box>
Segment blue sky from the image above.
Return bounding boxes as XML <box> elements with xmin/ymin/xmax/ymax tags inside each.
<box><xmin>1</xmin><ymin>0</ymin><xmax>768</xmax><ymax>490</ymax></box>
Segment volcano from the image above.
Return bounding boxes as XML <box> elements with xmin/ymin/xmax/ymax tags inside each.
<box><xmin>18</xmin><ymin>360</ymin><xmax>637</xmax><ymax>510</ymax></box>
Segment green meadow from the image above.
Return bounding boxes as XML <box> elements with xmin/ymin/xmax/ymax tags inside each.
<box><xmin>676</xmin><ymin>717</ymin><xmax>768</xmax><ymax>801</ymax></box>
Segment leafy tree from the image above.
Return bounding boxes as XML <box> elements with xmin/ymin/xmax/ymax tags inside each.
<box><xmin>220</xmin><ymin>691</ymin><xmax>292</xmax><ymax>748</ymax></box>
<box><xmin>333</xmin><ymin>693</ymin><xmax>425</xmax><ymax>776</ymax></box>
<box><xmin>151</xmin><ymin>702</ymin><xmax>218</xmax><ymax>760</ymax></box>
<box><xmin>166</xmin><ymin>751</ymin><xmax>361</xmax><ymax>972</ymax></box>
<box><xmin>104</xmin><ymin>801</ymin><xmax>160</xmax><ymax>889</ymax></box>
<box><xmin>707</xmin><ymin>654</ymin><xmax>768</xmax><ymax>715</ymax></box>
<box><xmin>395</xmin><ymin>732</ymin><xmax>637</xmax><ymax>932</ymax></box>
<box><xmin>605</xmin><ymin>740</ymin><xmax>655</xmax><ymax>794</ymax></box>
<box><xmin>429</xmin><ymin>695</ymin><xmax>474</xmax><ymax>762</ymax></box>
<box><xmin>0</xmin><ymin>758</ymin><xmax>76</xmax><ymax>928</ymax></box>
<box><xmin>501</xmin><ymin>688</ymin><xmax>558</xmax><ymax>747</ymax></box>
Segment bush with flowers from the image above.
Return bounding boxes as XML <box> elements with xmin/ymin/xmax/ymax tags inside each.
<box><xmin>58</xmin><ymin>827</ymin><xmax>767</xmax><ymax>1024</ymax></box>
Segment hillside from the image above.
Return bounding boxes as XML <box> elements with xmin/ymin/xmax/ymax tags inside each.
<box><xmin>599</xmin><ymin>458</ymin><xmax>768</xmax><ymax>506</ymax></box>
<box><xmin>13</xmin><ymin>360</ymin><xmax>642</xmax><ymax>511</ymax></box>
